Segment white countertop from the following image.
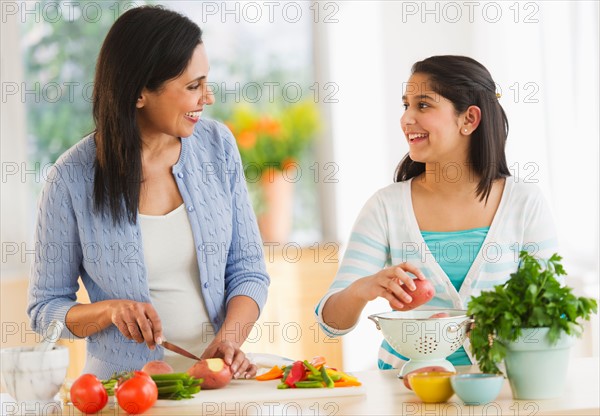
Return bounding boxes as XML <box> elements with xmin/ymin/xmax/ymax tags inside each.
<box><xmin>2</xmin><ymin>357</ymin><xmax>598</xmax><ymax>415</ymax></box>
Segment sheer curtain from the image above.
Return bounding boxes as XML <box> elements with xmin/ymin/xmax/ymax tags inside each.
<box><xmin>470</xmin><ymin>1</ymin><xmax>599</xmax><ymax>280</ymax></box>
<box><xmin>316</xmin><ymin>1</ymin><xmax>599</xmax><ymax>370</ymax></box>
<box><xmin>539</xmin><ymin>2</ymin><xmax>599</xmax><ymax>281</ymax></box>
<box><xmin>1</xmin><ymin>14</ymin><xmax>30</xmax><ymax>280</ymax></box>
<box><xmin>470</xmin><ymin>0</ymin><xmax>600</xmax><ymax>357</ymax></box>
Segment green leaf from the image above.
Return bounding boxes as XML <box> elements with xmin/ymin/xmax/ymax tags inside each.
<box><xmin>467</xmin><ymin>251</ymin><xmax>598</xmax><ymax>375</ymax></box>
<box><xmin>527</xmin><ymin>284</ymin><xmax>538</xmax><ymax>299</ymax></box>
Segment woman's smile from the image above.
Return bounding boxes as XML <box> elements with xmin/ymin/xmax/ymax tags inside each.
<box><xmin>136</xmin><ymin>43</ymin><xmax>214</xmax><ymax>140</ymax></box>
<box><xmin>184</xmin><ymin>109</ymin><xmax>203</xmax><ymax>123</ymax></box>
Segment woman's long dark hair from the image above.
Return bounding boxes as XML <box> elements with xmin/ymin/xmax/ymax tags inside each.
<box><xmin>93</xmin><ymin>6</ymin><xmax>202</xmax><ymax>225</ymax></box>
<box><xmin>394</xmin><ymin>55</ymin><xmax>510</xmax><ymax>203</ymax></box>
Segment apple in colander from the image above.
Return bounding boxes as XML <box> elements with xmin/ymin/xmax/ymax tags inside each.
<box><xmin>428</xmin><ymin>312</ymin><xmax>450</xmax><ymax>319</ymax></box>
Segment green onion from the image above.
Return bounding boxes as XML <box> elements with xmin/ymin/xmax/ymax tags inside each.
<box><xmin>150</xmin><ymin>373</ymin><xmax>203</xmax><ymax>400</ymax></box>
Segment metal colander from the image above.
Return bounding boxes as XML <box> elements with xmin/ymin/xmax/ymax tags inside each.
<box><xmin>368</xmin><ymin>308</ymin><xmax>472</xmax><ymax>377</ymax></box>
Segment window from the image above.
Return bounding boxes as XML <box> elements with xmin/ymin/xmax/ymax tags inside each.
<box><xmin>19</xmin><ymin>0</ymin><xmax>322</xmax><ymax>243</ymax></box>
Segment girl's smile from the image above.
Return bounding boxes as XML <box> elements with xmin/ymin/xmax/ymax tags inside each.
<box><xmin>407</xmin><ymin>132</ymin><xmax>429</xmax><ymax>145</ymax></box>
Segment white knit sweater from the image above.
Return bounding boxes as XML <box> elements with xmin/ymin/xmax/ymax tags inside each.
<box><xmin>315</xmin><ymin>177</ymin><xmax>559</xmax><ymax>368</ymax></box>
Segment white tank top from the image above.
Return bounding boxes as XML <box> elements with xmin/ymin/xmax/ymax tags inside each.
<box><xmin>139</xmin><ymin>204</ymin><xmax>214</xmax><ymax>372</ymax></box>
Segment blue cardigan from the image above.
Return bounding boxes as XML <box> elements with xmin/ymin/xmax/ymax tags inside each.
<box><xmin>28</xmin><ymin>119</ymin><xmax>270</xmax><ymax>378</ymax></box>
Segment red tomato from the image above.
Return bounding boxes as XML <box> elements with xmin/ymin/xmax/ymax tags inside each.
<box><xmin>70</xmin><ymin>373</ymin><xmax>108</xmax><ymax>414</ymax></box>
<box><xmin>115</xmin><ymin>371</ymin><xmax>158</xmax><ymax>414</ymax></box>
<box><xmin>129</xmin><ymin>370</ymin><xmax>153</xmax><ymax>382</ymax></box>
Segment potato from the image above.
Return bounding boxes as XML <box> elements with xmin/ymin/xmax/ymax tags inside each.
<box><xmin>141</xmin><ymin>360</ymin><xmax>174</xmax><ymax>375</ymax></box>
<box><xmin>394</xmin><ymin>279</ymin><xmax>435</xmax><ymax>311</ymax></box>
<box><xmin>428</xmin><ymin>312</ymin><xmax>450</xmax><ymax>319</ymax></box>
<box><xmin>402</xmin><ymin>366</ymin><xmax>449</xmax><ymax>390</ymax></box>
<box><xmin>187</xmin><ymin>358</ymin><xmax>232</xmax><ymax>389</ymax></box>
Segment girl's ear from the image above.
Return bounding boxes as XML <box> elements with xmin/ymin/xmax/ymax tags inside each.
<box><xmin>462</xmin><ymin>105</ymin><xmax>482</xmax><ymax>135</ymax></box>
<box><xmin>136</xmin><ymin>89</ymin><xmax>148</xmax><ymax>109</ymax></box>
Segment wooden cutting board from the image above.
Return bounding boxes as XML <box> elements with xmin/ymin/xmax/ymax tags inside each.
<box><xmin>152</xmin><ymin>378</ymin><xmax>366</xmax><ymax>407</ymax></box>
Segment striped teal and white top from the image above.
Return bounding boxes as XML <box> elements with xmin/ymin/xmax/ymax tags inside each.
<box><xmin>315</xmin><ymin>177</ymin><xmax>559</xmax><ymax>369</ymax></box>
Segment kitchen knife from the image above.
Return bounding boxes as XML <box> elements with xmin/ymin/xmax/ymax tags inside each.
<box><xmin>160</xmin><ymin>340</ymin><xmax>202</xmax><ymax>361</ymax></box>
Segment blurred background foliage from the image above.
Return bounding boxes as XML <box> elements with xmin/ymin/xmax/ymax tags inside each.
<box><xmin>225</xmin><ymin>101</ymin><xmax>320</xmax><ymax>172</ymax></box>
<box><xmin>21</xmin><ymin>0</ymin><xmax>135</xmax><ymax>166</ymax></box>
<box><xmin>22</xmin><ymin>1</ymin><xmax>316</xmax><ymax>164</ymax></box>
<box><xmin>20</xmin><ymin>0</ymin><xmax>321</xmax><ymax>240</ymax></box>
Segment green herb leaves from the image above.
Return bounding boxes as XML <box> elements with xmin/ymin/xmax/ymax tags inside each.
<box><xmin>467</xmin><ymin>251</ymin><xmax>598</xmax><ymax>374</ymax></box>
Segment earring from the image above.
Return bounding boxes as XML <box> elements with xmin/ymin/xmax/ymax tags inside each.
<box><xmin>464</xmin><ymin>129</ymin><xmax>468</xmax><ymax>133</ymax></box>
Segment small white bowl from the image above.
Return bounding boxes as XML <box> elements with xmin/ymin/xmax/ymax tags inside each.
<box><xmin>1</xmin><ymin>345</ymin><xmax>69</xmax><ymax>407</ymax></box>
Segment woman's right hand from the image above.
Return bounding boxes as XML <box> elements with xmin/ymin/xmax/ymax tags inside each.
<box><xmin>108</xmin><ymin>300</ymin><xmax>163</xmax><ymax>350</ymax></box>
<box><xmin>356</xmin><ymin>262</ymin><xmax>426</xmax><ymax>310</ymax></box>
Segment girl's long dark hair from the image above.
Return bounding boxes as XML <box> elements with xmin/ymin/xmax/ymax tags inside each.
<box><xmin>93</xmin><ymin>6</ymin><xmax>202</xmax><ymax>225</ymax></box>
<box><xmin>394</xmin><ymin>55</ymin><xmax>510</xmax><ymax>203</ymax></box>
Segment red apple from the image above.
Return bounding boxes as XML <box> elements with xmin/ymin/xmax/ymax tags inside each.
<box><xmin>394</xmin><ymin>279</ymin><xmax>435</xmax><ymax>311</ymax></box>
<box><xmin>187</xmin><ymin>358</ymin><xmax>232</xmax><ymax>389</ymax></box>
<box><xmin>141</xmin><ymin>360</ymin><xmax>174</xmax><ymax>375</ymax></box>
<box><xmin>428</xmin><ymin>312</ymin><xmax>450</xmax><ymax>319</ymax></box>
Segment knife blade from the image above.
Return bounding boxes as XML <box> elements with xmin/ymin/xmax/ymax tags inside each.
<box><xmin>160</xmin><ymin>340</ymin><xmax>202</xmax><ymax>361</ymax></box>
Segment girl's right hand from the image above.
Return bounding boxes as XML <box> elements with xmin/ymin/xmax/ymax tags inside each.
<box><xmin>108</xmin><ymin>300</ymin><xmax>163</xmax><ymax>350</ymax></box>
<box><xmin>357</xmin><ymin>262</ymin><xmax>426</xmax><ymax>310</ymax></box>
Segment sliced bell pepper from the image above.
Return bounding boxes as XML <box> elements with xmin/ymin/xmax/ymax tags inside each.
<box><xmin>320</xmin><ymin>365</ymin><xmax>334</xmax><ymax>388</ymax></box>
<box><xmin>303</xmin><ymin>360</ymin><xmax>320</xmax><ymax>376</ymax></box>
<box><xmin>339</xmin><ymin>370</ymin><xmax>359</xmax><ymax>382</ymax></box>
<box><xmin>309</xmin><ymin>356</ymin><xmax>326</xmax><ymax>369</ymax></box>
<box><xmin>306</xmin><ymin>374</ymin><xmax>323</xmax><ymax>381</ymax></box>
<box><xmin>256</xmin><ymin>365</ymin><xmax>284</xmax><ymax>381</ymax></box>
<box><xmin>325</xmin><ymin>371</ymin><xmax>341</xmax><ymax>382</ymax></box>
<box><xmin>284</xmin><ymin>361</ymin><xmax>306</xmax><ymax>388</ymax></box>
<box><xmin>326</xmin><ymin>368</ymin><xmax>358</xmax><ymax>383</ymax></box>
<box><xmin>295</xmin><ymin>380</ymin><xmax>325</xmax><ymax>388</ymax></box>
<box><xmin>333</xmin><ymin>380</ymin><xmax>362</xmax><ymax>387</ymax></box>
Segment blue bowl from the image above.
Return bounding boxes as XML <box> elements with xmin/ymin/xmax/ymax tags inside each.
<box><xmin>450</xmin><ymin>373</ymin><xmax>504</xmax><ymax>405</ymax></box>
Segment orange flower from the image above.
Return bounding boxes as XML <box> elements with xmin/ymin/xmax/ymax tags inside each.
<box><xmin>225</xmin><ymin>121</ymin><xmax>236</xmax><ymax>136</ymax></box>
<box><xmin>282</xmin><ymin>158</ymin><xmax>296</xmax><ymax>170</ymax></box>
<box><xmin>256</xmin><ymin>116</ymin><xmax>282</xmax><ymax>137</ymax></box>
<box><xmin>236</xmin><ymin>130</ymin><xmax>257</xmax><ymax>149</ymax></box>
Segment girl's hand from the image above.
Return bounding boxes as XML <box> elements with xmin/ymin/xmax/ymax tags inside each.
<box><xmin>357</xmin><ymin>262</ymin><xmax>426</xmax><ymax>310</ymax></box>
<box><xmin>201</xmin><ymin>339</ymin><xmax>257</xmax><ymax>379</ymax></box>
<box><xmin>108</xmin><ymin>300</ymin><xmax>163</xmax><ymax>350</ymax></box>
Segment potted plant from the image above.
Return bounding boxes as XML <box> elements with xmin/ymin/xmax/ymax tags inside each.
<box><xmin>225</xmin><ymin>101</ymin><xmax>320</xmax><ymax>243</ymax></box>
<box><xmin>468</xmin><ymin>251</ymin><xmax>597</xmax><ymax>399</ymax></box>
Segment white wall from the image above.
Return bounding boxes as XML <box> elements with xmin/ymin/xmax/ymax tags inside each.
<box><xmin>323</xmin><ymin>2</ymin><xmax>389</xmax><ymax>240</ymax></box>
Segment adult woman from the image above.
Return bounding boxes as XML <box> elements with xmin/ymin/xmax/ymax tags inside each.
<box><xmin>28</xmin><ymin>6</ymin><xmax>269</xmax><ymax>379</ymax></box>
<box><xmin>315</xmin><ymin>56</ymin><xmax>558</xmax><ymax>369</ymax></box>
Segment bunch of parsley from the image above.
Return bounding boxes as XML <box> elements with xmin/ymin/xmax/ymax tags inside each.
<box><xmin>468</xmin><ymin>251</ymin><xmax>598</xmax><ymax>374</ymax></box>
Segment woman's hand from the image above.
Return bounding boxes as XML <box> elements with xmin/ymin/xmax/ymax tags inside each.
<box><xmin>108</xmin><ymin>300</ymin><xmax>163</xmax><ymax>350</ymax></box>
<box><xmin>201</xmin><ymin>339</ymin><xmax>257</xmax><ymax>379</ymax></box>
<box><xmin>357</xmin><ymin>262</ymin><xmax>426</xmax><ymax>310</ymax></box>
